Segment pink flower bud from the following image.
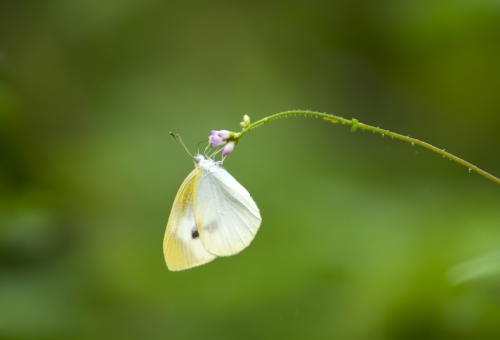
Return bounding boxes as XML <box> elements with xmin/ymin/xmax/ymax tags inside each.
<box><xmin>209</xmin><ymin>130</ymin><xmax>227</xmax><ymax>147</ymax></box>
<box><xmin>222</xmin><ymin>141</ymin><xmax>235</xmax><ymax>156</ymax></box>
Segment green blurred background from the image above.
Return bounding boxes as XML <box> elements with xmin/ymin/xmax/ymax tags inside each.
<box><xmin>1</xmin><ymin>1</ymin><xmax>500</xmax><ymax>339</ymax></box>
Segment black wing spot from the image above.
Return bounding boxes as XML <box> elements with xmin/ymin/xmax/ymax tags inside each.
<box><xmin>191</xmin><ymin>227</ymin><xmax>200</xmax><ymax>239</ymax></box>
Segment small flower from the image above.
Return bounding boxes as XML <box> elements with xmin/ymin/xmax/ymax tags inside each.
<box><xmin>209</xmin><ymin>130</ymin><xmax>229</xmax><ymax>147</ymax></box>
<box><xmin>209</xmin><ymin>129</ymin><xmax>236</xmax><ymax>156</ymax></box>
<box><xmin>222</xmin><ymin>141</ymin><xmax>235</xmax><ymax>156</ymax></box>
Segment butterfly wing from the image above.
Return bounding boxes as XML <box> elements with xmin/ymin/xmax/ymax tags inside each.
<box><xmin>193</xmin><ymin>166</ymin><xmax>261</xmax><ymax>256</ymax></box>
<box><xmin>163</xmin><ymin>168</ymin><xmax>217</xmax><ymax>271</ymax></box>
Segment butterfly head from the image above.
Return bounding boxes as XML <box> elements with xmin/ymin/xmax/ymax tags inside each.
<box><xmin>193</xmin><ymin>154</ymin><xmax>205</xmax><ymax>163</ymax></box>
<box><xmin>194</xmin><ymin>154</ymin><xmax>221</xmax><ymax>170</ymax></box>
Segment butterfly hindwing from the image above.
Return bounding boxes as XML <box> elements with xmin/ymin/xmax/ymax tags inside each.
<box><xmin>163</xmin><ymin>168</ymin><xmax>217</xmax><ymax>271</ymax></box>
<box><xmin>193</xmin><ymin>166</ymin><xmax>261</xmax><ymax>256</ymax></box>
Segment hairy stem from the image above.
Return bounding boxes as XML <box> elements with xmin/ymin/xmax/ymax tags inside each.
<box><xmin>233</xmin><ymin>110</ymin><xmax>500</xmax><ymax>186</ymax></box>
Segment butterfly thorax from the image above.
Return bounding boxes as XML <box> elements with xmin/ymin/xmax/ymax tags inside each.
<box><xmin>193</xmin><ymin>154</ymin><xmax>222</xmax><ymax>171</ymax></box>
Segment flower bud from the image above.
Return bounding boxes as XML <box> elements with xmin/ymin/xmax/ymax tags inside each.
<box><xmin>222</xmin><ymin>141</ymin><xmax>235</xmax><ymax>156</ymax></box>
<box><xmin>209</xmin><ymin>130</ymin><xmax>227</xmax><ymax>147</ymax></box>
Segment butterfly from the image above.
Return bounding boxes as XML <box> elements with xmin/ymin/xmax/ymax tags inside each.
<box><xmin>163</xmin><ymin>134</ymin><xmax>262</xmax><ymax>271</ymax></box>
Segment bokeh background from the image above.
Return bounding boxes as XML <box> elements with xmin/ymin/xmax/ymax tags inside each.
<box><xmin>1</xmin><ymin>1</ymin><xmax>500</xmax><ymax>339</ymax></box>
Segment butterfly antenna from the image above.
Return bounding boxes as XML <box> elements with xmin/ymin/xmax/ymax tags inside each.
<box><xmin>170</xmin><ymin>132</ymin><xmax>193</xmax><ymax>157</ymax></box>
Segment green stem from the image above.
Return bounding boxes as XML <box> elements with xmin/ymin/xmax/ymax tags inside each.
<box><xmin>233</xmin><ymin>110</ymin><xmax>500</xmax><ymax>186</ymax></box>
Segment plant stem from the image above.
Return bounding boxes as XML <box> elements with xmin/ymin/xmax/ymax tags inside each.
<box><xmin>233</xmin><ymin>110</ymin><xmax>500</xmax><ymax>186</ymax></box>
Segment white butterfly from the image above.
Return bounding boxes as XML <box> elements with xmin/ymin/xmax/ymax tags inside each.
<box><xmin>163</xmin><ymin>138</ymin><xmax>261</xmax><ymax>271</ymax></box>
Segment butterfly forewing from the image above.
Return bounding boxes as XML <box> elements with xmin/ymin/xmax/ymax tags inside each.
<box><xmin>193</xmin><ymin>165</ymin><xmax>261</xmax><ymax>256</ymax></box>
<box><xmin>163</xmin><ymin>168</ymin><xmax>217</xmax><ymax>271</ymax></box>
